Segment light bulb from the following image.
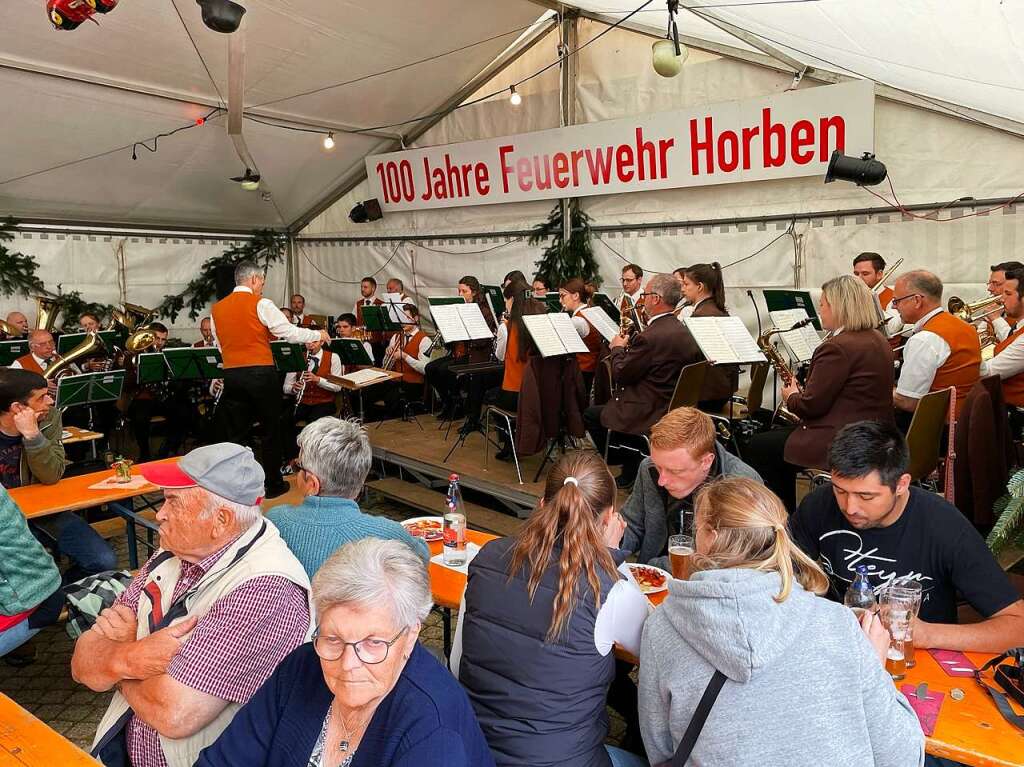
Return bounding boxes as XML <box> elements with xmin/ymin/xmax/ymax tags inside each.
<box><xmin>652</xmin><ymin>38</ymin><xmax>687</xmax><ymax>78</ymax></box>
<box><xmin>323</xmin><ymin>132</ymin><xmax>335</xmax><ymax>150</ymax></box>
<box><xmin>241</xmin><ymin>178</ymin><xmax>260</xmax><ymax>191</ymax></box>
<box><xmin>509</xmin><ymin>86</ymin><xmax>522</xmax><ymax>106</ymax></box>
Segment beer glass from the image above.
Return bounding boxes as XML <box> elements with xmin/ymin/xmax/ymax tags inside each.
<box><xmin>887</xmin><ymin>580</ymin><xmax>922</xmax><ymax>668</ymax></box>
<box><xmin>880</xmin><ymin>587</ymin><xmax>915</xmax><ymax>681</ymax></box>
<box><xmin>668</xmin><ymin>534</ymin><xmax>695</xmax><ymax>580</ymax></box>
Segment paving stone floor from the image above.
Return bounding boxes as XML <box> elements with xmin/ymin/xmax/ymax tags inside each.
<box><xmin>0</xmin><ymin>488</ymin><xmax>626</xmax><ymax>751</ymax></box>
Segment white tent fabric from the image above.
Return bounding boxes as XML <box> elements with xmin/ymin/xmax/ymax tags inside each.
<box><xmin>0</xmin><ymin>0</ymin><xmax>545</xmax><ymax>229</ymax></box>
<box><xmin>568</xmin><ymin>0</ymin><xmax>1024</xmax><ymax>127</ymax></box>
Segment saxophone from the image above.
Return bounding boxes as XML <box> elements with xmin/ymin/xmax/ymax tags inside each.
<box><xmin>755</xmin><ymin>318</ymin><xmax>814</xmax><ymax>426</ymax></box>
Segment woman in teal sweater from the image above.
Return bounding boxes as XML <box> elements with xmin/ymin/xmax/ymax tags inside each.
<box><xmin>267</xmin><ymin>417</ymin><xmax>428</xmax><ymax>578</ymax></box>
<box><xmin>0</xmin><ymin>485</ymin><xmax>61</xmax><ymax>657</ymax></box>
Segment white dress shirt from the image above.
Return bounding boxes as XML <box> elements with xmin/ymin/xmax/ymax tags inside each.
<box><xmin>494</xmin><ymin>322</ymin><xmax>509</xmax><ymax>361</ymax></box>
<box><xmin>896</xmin><ymin>307</ymin><xmax>950</xmax><ymax>400</ymax></box>
<box><xmin>281</xmin><ymin>349</ymin><xmax>342</xmax><ymax>395</ymax></box>
<box><xmin>386</xmin><ymin>332</ymin><xmax>432</xmax><ymax>375</ymax></box>
<box><xmin>571</xmin><ymin>309</ymin><xmax>590</xmax><ymax>338</ymax></box>
<box><xmin>982</xmin><ymin>317</ymin><xmax>1024</xmax><ymax>379</ymax></box>
<box><xmin>210</xmin><ymin>286</ymin><xmax>321</xmax><ymax>347</ymax></box>
<box><xmin>9</xmin><ymin>353</ymin><xmax>51</xmax><ymax>371</ymax></box>
<box><xmin>992</xmin><ymin>315</ymin><xmax>1011</xmax><ymax>342</ymax></box>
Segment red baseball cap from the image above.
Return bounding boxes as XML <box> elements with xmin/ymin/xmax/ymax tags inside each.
<box><xmin>140</xmin><ymin>443</ymin><xmax>265</xmax><ymax>505</ymax></box>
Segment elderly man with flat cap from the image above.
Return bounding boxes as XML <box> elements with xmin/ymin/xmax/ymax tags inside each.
<box><xmin>72</xmin><ymin>443</ymin><xmax>313</xmax><ymax>767</ymax></box>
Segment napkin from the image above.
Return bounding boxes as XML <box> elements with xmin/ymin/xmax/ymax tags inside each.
<box><xmin>88</xmin><ymin>476</ymin><xmax>152</xmax><ymax>490</ymax></box>
<box><xmin>928</xmin><ymin>649</ymin><xmax>977</xmax><ymax>677</ymax></box>
<box><xmin>900</xmin><ymin>684</ymin><xmax>945</xmax><ymax>736</ymax></box>
<box><xmin>430</xmin><ymin>543</ymin><xmax>481</xmax><ymax>575</ymax></box>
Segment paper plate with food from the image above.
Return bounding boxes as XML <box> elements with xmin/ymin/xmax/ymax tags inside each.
<box><xmin>625</xmin><ymin>563</ymin><xmax>670</xmax><ymax>594</ymax></box>
<box><xmin>402</xmin><ymin>516</ymin><xmax>444</xmax><ymax>541</ymax></box>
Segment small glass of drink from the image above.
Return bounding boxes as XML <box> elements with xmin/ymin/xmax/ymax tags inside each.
<box><xmin>668</xmin><ymin>534</ymin><xmax>695</xmax><ymax>580</ymax></box>
<box><xmin>886</xmin><ymin>639</ymin><xmax>907</xmax><ymax>681</ymax></box>
<box><xmin>888</xmin><ymin>580</ymin><xmax>923</xmax><ymax>668</ymax></box>
<box><xmin>880</xmin><ymin>587</ymin><xmax>915</xmax><ymax>680</ymax></box>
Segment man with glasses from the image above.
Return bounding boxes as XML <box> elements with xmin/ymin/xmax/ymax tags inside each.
<box><xmin>267</xmin><ymin>417</ymin><xmax>427</xmax><ymax>578</ymax></box>
<box><xmin>584</xmin><ymin>273</ymin><xmax>701</xmax><ymax>488</ymax></box>
<box><xmin>987</xmin><ymin>260</ymin><xmax>1023</xmax><ymax>342</ymax></box>
<box><xmin>619</xmin><ymin>263</ymin><xmax>644</xmax><ymax>308</ymax></box>
<box><xmin>892</xmin><ymin>270</ymin><xmax>981</xmax><ymax>422</ymax></box>
<box><xmin>210</xmin><ymin>261</ymin><xmax>330</xmax><ymax>499</ymax></box>
<box><xmin>73</xmin><ymin>442</ymin><xmax>313</xmax><ymax>767</ymax></box>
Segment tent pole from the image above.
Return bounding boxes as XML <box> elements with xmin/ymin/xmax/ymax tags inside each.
<box><xmin>559</xmin><ymin>8</ymin><xmax>579</xmax><ymax>248</ymax></box>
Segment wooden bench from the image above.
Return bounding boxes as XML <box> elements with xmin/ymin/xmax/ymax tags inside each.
<box><xmin>366</xmin><ymin>478</ymin><xmax>525</xmax><ymax>538</ymax></box>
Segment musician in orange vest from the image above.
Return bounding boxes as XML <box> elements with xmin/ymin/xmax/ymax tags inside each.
<box><xmin>559</xmin><ymin>278</ymin><xmax>602</xmax><ymax>397</ymax></box>
<box><xmin>892</xmin><ymin>270</ymin><xmax>981</xmax><ymax>423</ymax></box>
<box><xmin>852</xmin><ymin>251</ymin><xmax>902</xmax><ymax>336</ymax></box>
<box><xmin>281</xmin><ymin>336</ymin><xmax>343</xmax><ymax>460</ymax></box>
<box><xmin>210</xmin><ymin>261</ymin><xmax>329</xmax><ymax>498</ymax></box>
<box><xmin>986</xmin><ymin>260</ymin><xmax>1023</xmax><ymax>343</ymax></box>
<box><xmin>982</xmin><ymin>266</ymin><xmax>1024</xmax><ymax>408</ymax></box>
<box><xmin>372</xmin><ymin>304</ymin><xmax>430</xmax><ymax>420</ymax></box>
<box><xmin>10</xmin><ymin>330</ymin><xmax>57</xmax><ymax>375</ymax></box>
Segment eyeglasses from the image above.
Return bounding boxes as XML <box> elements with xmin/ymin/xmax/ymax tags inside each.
<box><xmin>639</xmin><ymin>292</ymin><xmax>662</xmax><ymax>300</ymax></box>
<box><xmin>621</xmin><ymin>276</ymin><xmax>639</xmax><ymax>283</ymax></box>
<box><xmin>312</xmin><ymin>626</ymin><xmax>408</xmax><ymax>664</ymax></box>
<box><xmin>890</xmin><ymin>293</ymin><xmax>921</xmax><ymax>306</ymax></box>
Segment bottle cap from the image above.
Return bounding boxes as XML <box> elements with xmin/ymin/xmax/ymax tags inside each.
<box><xmin>449</xmin><ymin>473</ymin><xmax>459</xmax><ymax>481</ymax></box>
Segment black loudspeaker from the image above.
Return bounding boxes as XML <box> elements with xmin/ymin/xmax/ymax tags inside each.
<box><xmin>215</xmin><ymin>264</ymin><xmax>236</xmax><ymax>300</ymax></box>
<box><xmin>824</xmin><ymin>150</ymin><xmax>888</xmax><ymax>187</ymax></box>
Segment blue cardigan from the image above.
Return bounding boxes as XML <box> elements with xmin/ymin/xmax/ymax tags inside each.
<box><xmin>196</xmin><ymin>642</ymin><xmax>495</xmax><ymax>767</ymax></box>
<box><xmin>267</xmin><ymin>495</ymin><xmax>429</xmax><ymax>578</ymax></box>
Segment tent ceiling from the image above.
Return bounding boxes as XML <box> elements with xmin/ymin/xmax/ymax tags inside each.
<box><xmin>0</xmin><ymin>0</ymin><xmax>545</xmax><ymax>230</ymax></box>
<box><xmin>564</xmin><ymin>0</ymin><xmax>1024</xmax><ymax>127</ymax></box>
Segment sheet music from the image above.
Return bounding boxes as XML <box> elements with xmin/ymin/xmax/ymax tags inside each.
<box><xmin>580</xmin><ymin>306</ymin><xmax>619</xmax><ymax>342</ymax></box>
<box><xmin>384</xmin><ymin>293</ymin><xmax>412</xmax><ymax>324</ymax></box>
<box><xmin>684</xmin><ymin>316</ymin><xmax>766</xmax><ymax>364</ymax></box>
<box><xmin>769</xmin><ymin>309</ymin><xmax>821</xmax><ymax>362</ymax></box>
<box><xmin>550</xmin><ymin>313</ymin><xmax>590</xmax><ymax>354</ymax></box>
<box><xmin>340</xmin><ymin>368</ymin><xmax>391</xmax><ymax>386</ymax></box>
<box><xmin>457</xmin><ymin>303</ymin><xmax>494</xmax><ymax>340</ymax></box>
<box><xmin>430</xmin><ymin>305</ymin><xmax>470</xmax><ymax>343</ymax></box>
<box><xmin>522</xmin><ymin>315</ymin><xmax>568</xmax><ymax>357</ymax></box>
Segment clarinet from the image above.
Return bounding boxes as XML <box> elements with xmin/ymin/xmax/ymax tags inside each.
<box><xmin>293</xmin><ymin>349</ymin><xmax>314</xmax><ymax>415</ymax></box>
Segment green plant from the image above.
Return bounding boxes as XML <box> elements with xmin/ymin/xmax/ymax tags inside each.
<box><xmin>528</xmin><ymin>199</ymin><xmax>601</xmax><ymax>289</ymax></box>
<box><xmin>0</xmin><ymin>218</ymin><xmax>44</xmax><ymax>298</ymax></box>
<box><xmin>155</xmin><ymin>229</ymin><xmax>288</xmax><ymax>322</ymax></box>
<box><xmin>987</xmin><ymin>468</ymin><xmax>1024</xmax><ymax>555</ymax></box>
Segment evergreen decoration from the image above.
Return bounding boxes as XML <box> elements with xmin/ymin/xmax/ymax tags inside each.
<box><xmin>987</xmin><ymin>468</ymin><xmax>1024</xmax><ymax>555</ymax></box>
<box><xmin>57</xmin><ymin>291</ymin><xmax>115</xmax><ymax>331</ymax></box>
<box><xmin>155</xmin><ymin>229</ymin><xmax>288</xmax><ymax>322</ymax></box>
<box><xmin>528</xmin><ymin>199</ymin><xmax>601</xmax><ymax>289</ymax></box>
<box><xmin>0</xmin><ymin>218</ymin><xmax>44</xmax><ymax>298</ymax></box>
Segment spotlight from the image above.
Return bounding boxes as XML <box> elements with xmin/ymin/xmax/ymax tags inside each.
<box><xmin>196</xmin><ymin>0</ymin><xmax>245</xmax><ymax>34</ymax></box>
<box><xmin>652</xmin><ymin>0</ymin><xmax>687</xmax><ymax>78</ymax></box>
<box><xmin>323</xmin><ymin>132</ymin><xmax>335</xmax><ymax>150</ymax></box>
<box><xmin>230</xmin><ymin>168</ymin><xmax>261</xmax><ymax>191</ymax></box>
<box><xmin>824</xmin><ymin>150</ymin><xmax>888</xmax><ymax>187</ymax></box>
<box><xmin>349</xmin><ymin>198</ymin><xmax>383</xmax><ymax>224</ymax></box>
<box><xmin>509</xmin><ymin>86</ymin><xmax>521</xmax><ymax>106</ymax></box>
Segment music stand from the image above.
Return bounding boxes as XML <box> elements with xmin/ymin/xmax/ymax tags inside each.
<box><xmin>362</xmin><ymin>305</ymin><xmax>402</xmax><ymax>334</ymax></box>
<box><xmin>55</xmin><ymin>370</ymin><xmax>125</xmax><ymax>410</ymax></box>
<box><xmin>543</xmin><ymin>292</ymin><xmax>562</xmax><ymax>313</ymax></box>
<box><xmin>136</xmin><ymin>352</ymin><xmax>169</xmax><ymax>385</ymax></box>
<box><xmin>591</xmin><ymin>293</ymin><xmax>621</xmax><ymax>325</ymax></box>
<box><xmin>57</xmin><ymin>330</ymin><xmax>118</xmax><ymax>356</ymax></box>
<box><xmin>163</xmin><ymin>347</ymin><xmax>223</xmax><ymax>381</ymax></box>
<box><xmin>481</xmin><ymin>285</ymin><xmax>505</xmax><ymax>322</ymax></box>
<box><xmin>271</xmin><ymin>341</ymin><xmax>308</xmax><ymax>373</ymax></box>
<box><xmin>0</xmin><ymin>339</ymin><xmax>28</xmax><ymax>366</ymax></box>
<box><xmin>762</xmin><ymin>289</ymin><xmax>822</xmax><ymax>331</ymax></box>
<box><xmin>328</xmin><ymin>339</ymin><xmax>374</xmax><ymax>367</ymax></box>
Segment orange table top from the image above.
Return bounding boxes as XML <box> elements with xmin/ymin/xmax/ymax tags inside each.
<box><xmin>903</xmin><ymin>649</ymin><xmax>1024</xmax><ymax>766</ymax></box>
<box><xmin>0</xmin><ymin>693</ymin><xmax>100</xmax><ymax>766</ymax></box>
<box><xmin>427</xmin><ymin>534</ymin><xmax>1021</xmax><ymax>766</ymax></box>
<box><xmin>8</xmin><ymin>458</ymin><xmax>177</xmax><ymax>518</ymax></box>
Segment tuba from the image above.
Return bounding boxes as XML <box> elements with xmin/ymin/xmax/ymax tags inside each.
<box><xmin>0</xmin><ymin>318</ymin><xmax>19</xmax><ymax>338</ymax></box>
<box><xmin>755</xmin><ymin>319</ymin><xmax>814</xmax><ymax>425</ymax></box>
<box><xmin>111</xmin><ymin>302</ymin><xmax>159</xmax><ymax>357</ymax></box>
<box><xmin>44</xmin><ymin>331</ymin><xmax>107</xmax><ymax>381</ymax></box>
<box><xmin>33</xmin><ymin>294</ymin><xmax>63</xmax><ymax>332</ymax></box>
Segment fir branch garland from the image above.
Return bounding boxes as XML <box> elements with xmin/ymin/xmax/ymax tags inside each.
<box><xmin>528</xmin><ymin>200</ymin><xmax>601</xmax><ymax>289</ymax></box>
<box><xmin>0</xmin><ymin>218</ymin><xmax>44</xmax><ymax>298</ymax></box>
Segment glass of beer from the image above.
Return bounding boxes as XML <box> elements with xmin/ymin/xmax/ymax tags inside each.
<box><xmin>668</xmin><ymin>534</ymin><xmax>695</xmax><ymax>580</ymax></box>
<box><xmin>887</xmin><ymin>580</ymin><xmax>923</xmax><ymax>668</ymax></box>
<box><xmin>880</xmin><ymin>587</ymin><xmax>915</xmax><ymax>680</ymax></box>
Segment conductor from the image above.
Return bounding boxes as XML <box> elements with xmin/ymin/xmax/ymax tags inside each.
<box><xmin>211</xmin><ymin>261</ymin><xmax>329</xmax><ymax>498</ymax></box>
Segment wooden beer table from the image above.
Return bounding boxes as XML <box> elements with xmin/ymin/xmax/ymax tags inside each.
<box><xmin>902</xmin><ymin>649</ymin><xmax>1024</xmax><ymax>766</ymax></box>
<box><xmin>0</xmin><ymin>693</ymin><xmax>100</xmax><ymax>766</ymax></box>
<box><xmin>8</xmin><ymin>458</ymin><xmax>176</xmax><ymax>569</ymax></box>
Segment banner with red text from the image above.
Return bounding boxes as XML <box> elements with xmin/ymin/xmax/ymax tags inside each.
<box><xmin>365</xmin><ymin>80</ymin><xmax>874</xmax><ymax>212</ymax></box>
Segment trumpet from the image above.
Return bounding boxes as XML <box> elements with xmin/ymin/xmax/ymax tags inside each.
<box><xmin>755</xmin><ymin>318</ymin><xmax>814</xmax><ymax>425</ymax></box>
<box><xmin>949</xmin><ymin>294</ymin><xmax>1003</xmax><ymax>352</ymax></box>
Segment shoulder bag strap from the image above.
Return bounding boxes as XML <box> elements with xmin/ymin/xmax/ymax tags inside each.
<box><xmin>672</xmin><ymin>670</ymin><xmax>727</xmax><ymax>767</ymax></box>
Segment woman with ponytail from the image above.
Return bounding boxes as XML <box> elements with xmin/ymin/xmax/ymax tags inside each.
<box><xmin>638</xmin><ymin>477</ymin><xmax>923</xmax><ymax>767</ymax></box>
<box><xmin>680</xmin><ymin>262</ymin><xmax>737</xmax><ymax>409</ymax></box>
<box><xmin>452</xmin><ymin>451</ymin><xmax>650</xmax><ymax>767</ymax></box>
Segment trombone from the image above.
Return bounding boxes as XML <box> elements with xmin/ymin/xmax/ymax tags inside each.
<box><xmin>872</xmin><ymin>257</ymin><xmax>904</xmax><ymax>294</ymax></box>
<box><xmin>948</xmin><ymin>294</ymin><xmax>1003</xmax><ymax>354</ymax></box>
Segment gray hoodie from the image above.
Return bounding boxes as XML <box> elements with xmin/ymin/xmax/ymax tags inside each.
<box><xmin>639</xmin><ymin>569</ymin><xmax>924</xmax><ymax>767</ymax></box>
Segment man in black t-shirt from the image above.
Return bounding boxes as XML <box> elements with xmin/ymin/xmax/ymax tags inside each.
<box><xmin>790</xmin><ymin>420</ymin><xmax>1024</xmax><ymax>654</ymax></box>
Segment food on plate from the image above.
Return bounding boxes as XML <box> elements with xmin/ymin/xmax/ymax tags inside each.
<box><xmin>402</xmin><ymin>518</ymin><xmax>444</xmax><ymax>540</ymax></box>
<box><xmin>627</xmin><ymin>564</ymin><xmax>668</xmax><ymax>593</ymax></box>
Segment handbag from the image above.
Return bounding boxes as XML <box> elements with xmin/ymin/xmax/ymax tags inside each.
<box><xmin>671</xmin><ymin>670</ymin><xmax>727</xmax><ymax>767</ymax></box>
<box><xmin>974</xmin><ymin>647</ymin><xmax>1024</xmax><ymax>731</ymax></box>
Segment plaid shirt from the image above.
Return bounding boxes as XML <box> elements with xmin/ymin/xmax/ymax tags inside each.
<box><xmin>114</xmin><ymin>542</ymin><xmax>309</xmax><ymax>767</ymax></box>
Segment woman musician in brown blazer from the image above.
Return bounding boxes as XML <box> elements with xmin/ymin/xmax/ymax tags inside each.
<box><xmin>680</xmin><ymin>262</ymin><xmax>738</xmax><ymax>411</ymax></box>
<box><xmin>744</xmin><ymin>274</ymin><xmax>895</xmax><ymax>510</ymax></box>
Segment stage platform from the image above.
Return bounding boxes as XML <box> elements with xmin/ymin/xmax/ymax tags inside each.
<box><xmin>367</xmin><ymin>414</ymin><xmax>553</xmax><ymax>518</ymax></box>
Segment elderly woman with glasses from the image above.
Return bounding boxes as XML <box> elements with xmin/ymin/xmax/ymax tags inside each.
<box><xmin>196</xmin><ymin>538</ymin><xmax>494</xmax><ymax>767</ymax></box>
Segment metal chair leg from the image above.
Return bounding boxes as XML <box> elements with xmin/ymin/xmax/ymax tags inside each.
<box><xmin>501</xmin><ymin>413</ymin><xmax>523</xmax><ymax>484</ymax></box>
<box><xmin>483</xmin><ymin>408</ymin><xmax>491</xmax><ymax>471</ymax></box>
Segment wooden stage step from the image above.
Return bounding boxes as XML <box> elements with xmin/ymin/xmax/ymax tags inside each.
<box><xmin>366</xmin><ymin>478</ymin><xmax>526</xmax><ymax>538</ymax></box>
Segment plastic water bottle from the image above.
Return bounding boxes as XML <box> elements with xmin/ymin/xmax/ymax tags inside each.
<box><xmin>844</xmin><ymin>565</ymin><xmax>876</xmax><ymax>617</ymax></box>
<box><xmin>443</xmin><ymin>473</ymin><xmax>467</xmax><ymax>566</ymax></box>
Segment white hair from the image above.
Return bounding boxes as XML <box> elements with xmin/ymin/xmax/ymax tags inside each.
<box><xmin>297</xmin><ymin>417</ymin><xmax>371</xmax><ymax>498</ymax></box>
<box><xmin>234</xmin><ymin>260</ymin><xmax>263</xmax><ymax>285</ymax></box>
<box><xmin>184</xmin><ymin>486</ymin><xmax>261</xmax><ymax>529</ymax></box>
<box><xmin>312</xmin><ymin>538</ymin><xmax>432</xmax><ymax>628</ymax></box>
